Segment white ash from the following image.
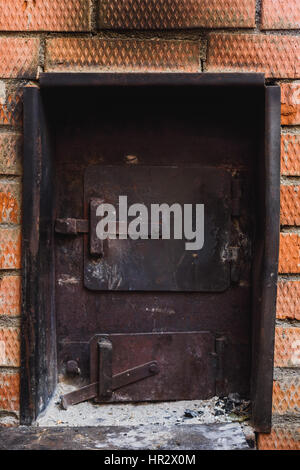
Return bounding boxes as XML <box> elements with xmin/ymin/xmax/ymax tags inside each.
<box><xmin>36</xmin><ymin>382</ymin><xmax>251</xmax><ymax>429</ymax></box>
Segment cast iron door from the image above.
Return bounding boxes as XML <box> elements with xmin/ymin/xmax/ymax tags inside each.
<box><xmin>54</xmin><ymin>85</ymin><xmax>254</xmax><ymax>404</ymax></box>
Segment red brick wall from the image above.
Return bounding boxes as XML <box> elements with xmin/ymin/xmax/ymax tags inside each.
<box><xmin>0</xmin><ymin>0</ymin><xmax>299</xmax><ymax>448</ymax></box>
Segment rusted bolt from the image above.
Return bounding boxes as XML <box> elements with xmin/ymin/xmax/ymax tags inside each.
<box><xmin>66</xmin><ymin>360</ymin><xmax>80</xmax><ymax>375</ymax></box>
<box><xmin>125</xmin><ymin>155</ymin><xmax>138</xmax><ymax>164</ymax></box>
<box><xmin>149</xmin><ymin>363</ymin><xmax>159</xmax><ymax>374</ymax></box>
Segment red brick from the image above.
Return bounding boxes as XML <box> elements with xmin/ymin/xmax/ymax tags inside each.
<box><xmin>277</xmin><ymin>280</ymin><xmax>300</xmax><ymax>320</ymax></box>
<box><xmin>99</xmin><ymin>0</ymin><xmax>256</xmax><ymax>29</ymax></box>
<box><xmin>0</xmin><ymin>37</ymin><xmax>39</xmax><ymax>79</ymax></box>
<box><xmin>0</xmin><ymin>372</ymin><xmax>19</xmax><ymax>412</ymax></box>
<box><xmin>0</xmin><ymin>82</ymin><xmax>24</xmax><ymax>127</ymax></box>
<box><xmin>273</xmin><ymin>377</ymin><xmax>300</xmax><ymax>415</ymax></box>
<box><xmin>46</xmin><ymin>38</ymin><xmax>200</xmax><ymax>73</ymax></box>
<box><xmin>281</xmin><ymin>134</ymin><xmax>300</xmax><ymax>176</ymax></box>
<box><xmin>0</xmin><ymin>0</ymin><xmax>90</xmax><ymax>31</ymax></box>
<box><xmin>0</xmin><ymin>228</ymin><xmax>21</xmax><ymax>270</ymax></box>
<box><xmin>0</xmin><ymin>328</ymin><xmax>19</xmax><ymax>367</ymax></box>
<box><xmin>280</xmin><ymin>185</ymin><xmax>300</xmax><ymax>226</ymax></box>
<box><xmin>206</xmin><ymin>33</ymin><xmax>300</xmax><ymax>79</ymax></box>
<box><xmin>0</xmin><ymin>182</ymin><xmax>21</xmax><ymax>225</ymax></box>
<box><xmin>281</xmin><ymin>83</ymin><xmax>300</xmax><ymax>125</ymax></box>
<box><xmin>274</xmin><ymin>327</ymin><xmax>300</xmax><ymax>368</ymax></box>
<box><xmin>258</xmin><ymin>426</ymin><xmax>300</xmax><ymax>450</ymax></box>
<box><xmin>0</xmin><ymin>276</ymin><xmax>21</xmax><ymax>317</ymax></box>
<box><xmin>262</xmin><ymin>0</ymin><xmax>300</xmax><ymax>30</ymax></box>
<box><xmin>279</xmin><ymin>233</ymin><xmax>300</xmax><ymax>273</ymax></box>
<box><xmin>0</xmin><ymin>133</ymin><xmax>22</xmax><ymax>175</ymax></box>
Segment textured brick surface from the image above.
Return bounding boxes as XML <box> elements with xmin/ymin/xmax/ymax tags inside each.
<box><xmin>280</xmin><ymin>185</ymin><xmax>300</xmax><ymax>226</ymax></box>
<box><xmin>46</xmin><ymin>38</ymin><xmax>200</xmax><ymax>72</ymax></box>
<box><xmin>258</xmin><ymin>426</ymin><xmax>300</xmax><ymax>450</ymax></box>
<box><xmin>281</xmin><ymin>134</ymin><xmax>300</xmax><ymax>176</ymax></box>
<box><xmin>0</xmin><ymin>0</ymin><xmax>90</xmax><ymax>31</ymax></box>
<box><xmin>279</xmin><ymin>233</ymin><xmax>300</xmax><ymax>273</ymax></box>
<box><xmin>99</xmin><ymin>0</ymin><xmax>256</xmax><ymax>29</ymax></box>
<box><xmin>0</xmin><ymin>38</ymin><xmax>39</xmax><ymax>79</ymax></box>
<box><xmin>0</xmin><ymin>134</ymin><xmax>22</xmax><ymax>176</ymax></box>
<box><xmin>273</xmin><ymin>377</ymin><xmax>300</xmax><ymax>415</ymax></box>
<box><xmin>0</xmin><ymin>182</ymin><xmax>21</xmax><ymax>225</ymax></box>
<box><xmin>0</xmin><ymin>328</ymin><xmax>19</xmax><ymax>367</ymax></box>
<box><xmin>0</xmin><ymin>228</ymin><xmax>21</xmax><ymax>270</ymax></box>
<box><xmin>262</xmin><ymin>0</ymin><xmax>300</xmax><ymax>30</ymax></box>
<box><xmin>277</xmin><ymin>281</ymin><xmax>300</xmax><ymax>320</ymax></box>
<box><xmin>274</xmin><ymin>327</ymin><xmax>300</xmax><ymax>368</ymax></box>
<box><xmin>0</xmin><ymin>372</ymin><xmax>19</xmax><ymax>412</ymax></box>
<box><xmin>281</xmin><ymin>83</ymin><xmax>300</xmax><ymax>125</ymax></box>
<box><xmin>0</xmin><ymin>276</ymin><xmax>21</xmax><ymax>317</ymax></box>
<box><xmin>206</xmin><ymin>33</ymin><xmax>300</xmax><ymax>78</ymax></box>
<box><xmin>0</xmin><ymin>83</ymin><xmax>24</xmax><ymax>127</ymax></box>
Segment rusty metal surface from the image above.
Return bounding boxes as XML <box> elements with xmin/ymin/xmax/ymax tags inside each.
<box><xmin>21</xmin><ymin>86</ymin><xmax>57</xmax><ymax>425</ymax></box>
<box><xmin>250</xmin><ymin>85</ymin><xmax>281</xmax><ymax>433</ymax></box>
<box><xmin>55</xmin><ymin>217</ymin><xmax>88</xmax><ymax>234</ymax></box>
<box><xmin>61</xmin><ymin>353</ymin><xmax>159</xmax><ymax>408</ymax></box>
<box><xmin>99</xmin><ymin>0</ymin><xmax>256</xmax><ymax>29</ymax></box>
<box><xmin>89</xmin><ymin>332</ymin><xmax>216</xmax><ymax>402</ymax></box>
<box><xmin>40</xmin><ymin>72</ymin><xmax>265</xmax><ymax>88</ymax></box>
<box><xmin>84</xmin><ymin>165</ymin><xmax>231</xmax><ymax>292</ymax></box>
<box><xmin>52</xmin><ymin>84</ymin><xmax>257</xmax><ymax>400</ymax></box>
<box><xmin>22</xmin><ymin>77</ymin><xmax>279</xmax><ymax>428</ymax></box>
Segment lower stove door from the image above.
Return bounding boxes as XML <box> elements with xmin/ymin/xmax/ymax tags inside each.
<box><xmin>88</xmin><ymin>331</ymin><xmax>217</xmax><ymax>403</ymax></box>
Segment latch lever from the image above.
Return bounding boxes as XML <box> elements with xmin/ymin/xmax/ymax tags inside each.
<box><xmin>61</xmin><ymin>360</ymin><xmax>159</xmax><ymax>409</ymax></box>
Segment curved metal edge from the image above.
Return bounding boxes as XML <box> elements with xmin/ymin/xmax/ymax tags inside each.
<box><xmin>39</xmin><ymin>72</ymin><xmax>265</xmax><ymax>88</ymax></box>
<box><xmin>20</xmin><ymin>86</ymin><xmax>57</xmax><ymax>424</ymax></box>
<box><xmin>251</xmin><ymin>85</ymin><xmax>281</xmax><ymax>433</ymax></box>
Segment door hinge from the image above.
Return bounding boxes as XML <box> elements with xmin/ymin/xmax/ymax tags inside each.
<box><xmin>55</xmin><ymin>218</ymin><xmax>88</xmax><ymax>235</ymax></box>
<box><xmin>61</xmin><ymin>337</ymin><xmax>159</xmax><ymax>409</ymax></box>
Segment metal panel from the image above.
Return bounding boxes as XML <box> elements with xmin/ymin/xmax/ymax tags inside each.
<box><xmin>84</xmin><ymin>165</ymin><xmax>231</xmax><ymax>292</ymax></box>
<box><xmin>21</xmin><ymin>86</ymin><xmax>56</xmax><ymax>425</ymax></box>
<box><xmin>250</xmin><ymin>85</ymin><xmax>281</xmax><ymax>433</ymax></box>
<box><xmin>21</xmin><ymin>73</ymin><xmax>280</xmax><ymax>434</ymax></box>
<box><xmin>90</xmin><ymin>332</ymin><xmax>216</xmax><ymax>402</ymax></box>
<box><xmin>40</xmin><ymin>72</ymin><xmax>265</xmax><ymax>88</ymax></box>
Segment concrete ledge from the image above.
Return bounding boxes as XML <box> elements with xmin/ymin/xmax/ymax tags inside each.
<box><xmin>0</xmin><ymin>423</ymin><xmax>250</xmax><ymax>450</ymax></box>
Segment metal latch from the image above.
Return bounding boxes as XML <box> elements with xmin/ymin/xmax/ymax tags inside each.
<box><xmin>61</xmin><ymin>337</ymin><xmax>159</xmax><ymax>409</ymax></box>
<box><xmin>55</xmin><ymin>218</ymin><xmax>88</xmax><ymax>235</ymax></box>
